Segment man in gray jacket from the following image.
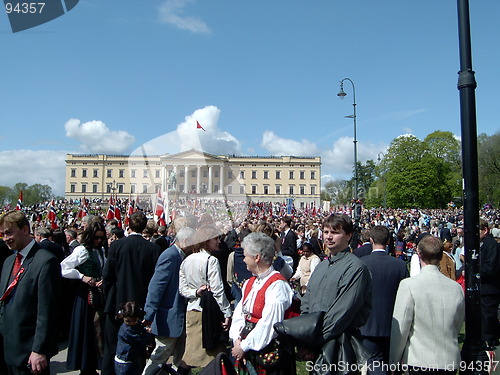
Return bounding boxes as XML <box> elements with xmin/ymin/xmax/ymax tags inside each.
<box><xmin>390</xmin><ymin>235</ymin><xmax>465</xmax><ymax>374</ymax></box>
<box><xmin>301</xmin><ymin>214</ymin><xmax>372</xmax><ymax>374</ymax></box>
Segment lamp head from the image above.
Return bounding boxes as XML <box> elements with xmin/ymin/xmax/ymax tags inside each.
<box><xmin>337</xmin><ymin>87</ymin><xmax>347</xmax><ymax>99</ymax></box>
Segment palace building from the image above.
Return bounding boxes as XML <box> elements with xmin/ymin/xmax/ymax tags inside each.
<box><xmin>65</xmin><ymin>149</ymin><xmax>321</xmax><ymax>208</ymax></box>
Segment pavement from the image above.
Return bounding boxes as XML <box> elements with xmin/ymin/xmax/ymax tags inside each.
<box><xmin>50</xmin><ymin>339</ymin><xmax>500</xmax><ymax>375</ymax></box>
<box><xmin>50</xmin><ymin>341</ymin><xmax>79</xmax><ymax>375</ymax></box>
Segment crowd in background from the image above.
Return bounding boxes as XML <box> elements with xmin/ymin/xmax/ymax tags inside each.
<box><xmin>0</xmin><ymin>201</ymin><xmax>499</xmax><ymax>375</ymax></box>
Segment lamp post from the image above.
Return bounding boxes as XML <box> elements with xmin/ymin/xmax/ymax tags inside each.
<box><xmin>338</xmin><ymin>78</ymin><xmax>358</xmax><ymax>201</ymax></box>
<box><xmin>377</xmin><ymin>152</ymin><xmax>387</xmax><ymax>209</ymax></box>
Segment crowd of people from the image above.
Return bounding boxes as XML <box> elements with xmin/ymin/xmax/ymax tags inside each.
<box><xmin>0</xmin><ymin>202</ymin><xmax>499</xmax><ymax>375</ymax></box>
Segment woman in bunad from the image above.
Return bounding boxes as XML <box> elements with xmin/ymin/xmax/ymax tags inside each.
<box><xmin>230</xmin><ymin>231</ymin><xmax>294</xmax><ymax>375</ymax></box>
<box><xmin>61</xmin><ymin>220</ymin><xmax>107</xmax><ymax>375</ymax></box>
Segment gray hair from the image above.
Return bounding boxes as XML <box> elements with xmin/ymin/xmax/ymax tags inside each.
<box><xmin>176</xmin><ymin>227</ymin><xmax>195</xmax><ymax>248</ymax></box>
<box><xmin>36</xmin><ymin>227</ymin><xmax>51</xmax><ymax>238</ymax></box>
<box><xmin>241</xmin><ymin>232</ymin><xmax>275</xmax><ymax>266</ymax></box>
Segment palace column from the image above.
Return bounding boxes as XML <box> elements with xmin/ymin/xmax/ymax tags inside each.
<box><xmin>219</xmin><ymin>165</ymin><xmax>224</xmax><ymax>194</ymax></box>
<box><xmin>208</xmin><ymin>166</ymin><xmax>213</xmax><ymax>194</ymax></box>
<box><xmin>196</xmin><ymin>165</ymin><xmax>201</xmax><ymax>194</ymax></box>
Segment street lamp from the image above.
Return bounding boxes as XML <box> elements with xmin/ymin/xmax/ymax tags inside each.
<box><xmin>338</xmin><ymin>78</ymin><xmax>358</xmax><ymax>200</ymax></box>
<box><xmin>377</xmin><ymin>152</ymin><xmax>387</xmax><ymax>209</ymax></box>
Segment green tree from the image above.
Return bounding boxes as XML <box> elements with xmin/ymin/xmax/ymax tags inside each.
<box><xmin>424</xmin><ymin>130</ymin><xmax>462</xmax><ymax>200</ymax></box>
<box><xmin>10</xmin><ymin>182</ymin><xmax>54</xmax><ymax>207</ymax></box>
<box><xmin>382</xmin><ymin>134</ymin><xmax>453</xmax><ymax>208</ymax></box>
<box><xmin>0</xmin><ymin>186</ymin><xmax>13</xmax><ymax>207</ymax></box>
<box><xmin>322</xmin><ymin>180</ymin><xmax>351</xmax><ymax>206</ymax></box>
<box><xmin>478</xmin><ymin>132</ymin><xmax>500</xmax><ymax>206</ymax></box>
<box><xmin>355</xmin><ymin>160</ymin><xmax>377</xmax><ymax>200</ymax></box>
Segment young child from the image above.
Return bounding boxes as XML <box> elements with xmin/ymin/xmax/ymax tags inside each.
<box><xmin>114</xmin><ymin>301</ymin><xmax>153</xmax><ymax>375</ymax></box>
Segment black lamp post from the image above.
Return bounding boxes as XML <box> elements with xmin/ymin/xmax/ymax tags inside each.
<box><xmin>338</xmin><ymin>78</ymin><xmax>358</xmax><ymax>200</ymax></box>
<box><xmin>456</xmin><ymin>0</ymin><xmax>486</xmax><ymax>373</ymax></box>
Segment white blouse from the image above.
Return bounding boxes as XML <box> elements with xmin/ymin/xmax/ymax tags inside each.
<box><xmin>179</xmin><ymin>249</ymin><xmax>232</xmax><ymax>318</ymax></box>
<box><xmin>60</xmin><ymin>245</ymin><xmax>106</xmax><ymax>280</ymax></box>
<box><xmin>229</xmin><ymin>268</ymin><xmax>293</xmax><ymax>352</ymax></box>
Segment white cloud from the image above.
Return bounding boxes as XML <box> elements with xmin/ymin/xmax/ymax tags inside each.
<box><xmin>260</xmin><ymin>131</ymin><xmax>321</xmax><ymax>156</ymax></box>
<box><xmin>131</xmin><ymin>105</ymin><xmax>242</xmax><ymax>157</ymax></box>
<box><xmin>158</xmin><ymin>0</ymin><xmax>211</xmax><ymax>34</ymax></box>
<box><xmin>0</xmin><ymin>150</ymin><xmax>67</xmax><ymax>196</ymax></box>
<box><xmin>261</xmin><ymin>132</ymin><xmax>387</xmax><ymax>181</ymax></box>
<box><xmin>64</xmin><ymin>118</ymin><xmax>135</xmax><ymax>154</ymax></box>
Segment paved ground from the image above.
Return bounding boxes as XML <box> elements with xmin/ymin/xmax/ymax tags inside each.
<box><xmin>50</xmin><ymin>340</ymin><xmax>500</xmax><ymax>375</ymax></box>
<box><xmin>50</xmin><ymin>341</ymin><xmax>79</xmax><ymax>375</ymax></box>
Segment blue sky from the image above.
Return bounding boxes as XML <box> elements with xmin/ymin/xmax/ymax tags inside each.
<box><xmin>1</xmin><ymin>0</ymin><xmax>499</xmax><ymax>196</ymax></box>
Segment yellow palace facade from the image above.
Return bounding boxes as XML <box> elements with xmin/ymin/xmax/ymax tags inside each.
<box><xmin>65</xmin><ymin>149</ymin><xmax>321</xmax><ymax>208</ymax></box>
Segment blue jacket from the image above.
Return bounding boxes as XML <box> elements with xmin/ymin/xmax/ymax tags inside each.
<box><xmin>144</xmin><ymin>244</ymin><xmax>186</xmax><ymax>337</ymax></box>
<box><xmin>115</xmin><ymin>322</ymin><xmax>151</xmax><ymax>362</ymax></box>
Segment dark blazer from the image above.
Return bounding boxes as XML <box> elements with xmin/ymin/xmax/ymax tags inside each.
<box><xmin>144</xmin><ymin>245</ymin><xmax>186</xmax><ymax>338</ymax></box>
<box><xmin>480</xmin><ymin>234</ymin><xmax>500</xmax><ymax>294</ymax></box>
<box><xmin>38</xmin><ymin>238</ymin><xmax>65</xmax><ymax>262</ymax></box>
<box><xmin>353</xmin><ymin>243</ymin><xmax>372</xmax><ymax>258</ymax></box>
<box><xmin>439</xmin><ymin>227</ymin><xmax>452</xmax><ymax>243</ymax></box>
<box><xmin>281</xmin><ymin>229</ymin><xmax>298</xmax><ymax>258</ymax></box>
<box><xmin>103</xmin><ymin>234</ymin><xmax>162</xmax><ymax>314</ymax></box>
<box><xmin>360</xmin><ymin>250</ymin><xmax>409</xmax><ymax>337</ymax></box>
<box><xmin>0</xmin><ymin>242</ymin><xmax>61</xmax><ymax>366</ymax></box>
<box><xmin>0</xmin><ymin>240</ymin><xmax>13</xmax><ymax>279</ymax></box>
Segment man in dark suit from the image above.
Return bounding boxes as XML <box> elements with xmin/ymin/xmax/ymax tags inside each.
<box><xmin>102</xmin><ymin>211</ymin><xmax>162</xmax><ymax>375</ymax></box>
<box><xmin>279</xmin><ymin>216</ymin><xmax>298</xmax><ymax>270</ymax></box>
<box><xmin>353</xmin><ymin>229</ymin><xmax>372</xmax><ymax>258</ymax></box>
<box><xmin>438</xmin><ymin>223</ymin><xmax>452</xmax><ymax>243</ymax></box>
<box><xmin>65</xmin><ymin>228</ymin><xmax>80</xmax><ymax>253</ymax></box>
<box><xmin>479</xmin><ymin>219</ymin><xmax>500</xmax><ymax>349</ymax></box>
<box><xmin>142</xmin><ymin>227</ymin><xmax>195</xmax><ymax>375</ymax></box>
<box><xmin>35</xmin><ymin>227</ymin><xmax>65</xmax><ymax>262</ymax></box>
<box><xmin>0</xmin><ymin>210</ymin><xmax>60</xmax><ymax>375</ymax></box>
<box><xmin>360</xmin><ymin>225</ymin><xmax>408</xmax><ymax>375</ymax></box>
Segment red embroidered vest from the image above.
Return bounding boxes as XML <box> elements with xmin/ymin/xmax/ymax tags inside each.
<box><xmin>242</xmin><ymin>272</ymin><xmax>286</xmax><ymax>324</ymax></box>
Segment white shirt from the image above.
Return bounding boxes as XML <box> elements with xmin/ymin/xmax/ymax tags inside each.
<box><xmin>179</xmin><ymin>249</ymin><xmax>232</xmax><ymax>318</ymax></box>
<box><xmin>229</xmin><ymin>268</ymin><xmax>293</xmax><ymax>352</ymax></box>
<box><xmin>60</xmin><ymin>245</ymin><xmax>106</xmax><ymax>280</ymax></box>
<box><xmin>16</xmin><ymin>239</ymin><xmax>35</xmax><ymax>266</ymax></box>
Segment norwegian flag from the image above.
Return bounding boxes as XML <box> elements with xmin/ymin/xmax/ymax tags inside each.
<box><xmin>155</xmin><ymin>192</ymin><xmax>166</xmax><ymax>226</ymax></box>
<box><xmin>114</xmin><ymin>201</ymin><xmax>122</xmax><ymax>228</ymax></box>
<box><xmin>78</xmin><ymin>196</ymin><xmax>88</xmax><ymax>219</ymax></box>
<box><xmin>124</xmin><ymin>197</ymin><xmax>134</xmax><ymax>227</ymax></box>
<box><xmin>16</xmin><ymin>191</ymin><xmax>23</xmax><ymax>211</ymax></box>
<box><xmin>48</xmin><ymin>199</ymin><xmax>58</xmax><ymax>229</ymax></box>
<box><xmin>107</xmin><ymin>195</ymin><xmax>115</xmax><ymax>220</ymax></box>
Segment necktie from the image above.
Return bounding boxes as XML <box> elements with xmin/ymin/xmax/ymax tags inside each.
<box><xmin>11</xmin><ymin>253</ymin><xmax>22</xmax><ymax>279</ymax></box>
<box><xmin>1</xmin><ymin>254</ymin><xmax>24</xmax><ymax>301</ymax></box>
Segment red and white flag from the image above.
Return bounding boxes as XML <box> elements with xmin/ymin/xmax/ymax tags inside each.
<box><xmin>48</xmin><ymin>199</ymin><xmax>58</xmax><ymax>229</ymax></box>
<box><xmin>196</xmin><ymin>120</ymin><xmax>206</xmax><ymax>131</ymax></box>
<box><xmin>125</xmin><ymin>195</ymin><xmax>134</xmax><ymax>226</ymax></box>
<box><xmin>107</xmin><ymin>195</ymin><xmax>115</xmax><ymax>220</ymax></box>
<box><xmin>78</xmin><ymin>196</ymin><xmax>88</xmax><ymax>219</ymax></box>
<box><xmin>114</xmin><ymin>203</ymin><xmax>122</xmax><ymax>228</ymax></box>
<box><xmin>16</xmin><ymin>191</ymin><xmax>23</xmax><ymax>211</ymax></box>
<box><xmin>155</xmin><ymin>192</ymin><xmax>166</xmax><ymax>226</ymax></box>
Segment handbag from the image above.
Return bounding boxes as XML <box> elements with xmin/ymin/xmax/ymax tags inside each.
<box><xmin>255</xmin><ymin>339</ymin><xmax>282</xmax><ymax>368</ymax></box>
<box><xmin>199</xmin><ymin>256</ymin><xmax>224</xmax><ymax>349</ymax></box>
<box><xmin>273</xmin><ymin>311</ymin><xmax>325</xmax><ymax>348</ymax></box>
<box><xmin>87</xmin><ymin>285</ymin><xmax>104</xmax><ymax>309</ymax></box>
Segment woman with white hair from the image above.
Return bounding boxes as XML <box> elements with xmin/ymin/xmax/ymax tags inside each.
<box><xmin>230</xmin><ymin>232</ymin><xmax>294</xmax><ymax>375</ymax></box>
